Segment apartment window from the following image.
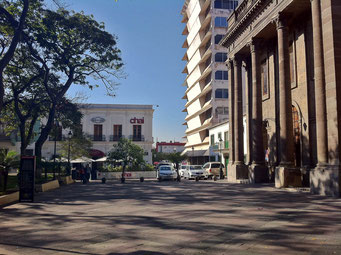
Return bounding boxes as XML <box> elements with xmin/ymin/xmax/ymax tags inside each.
<box><xmin>218</xmin><ymin>132</ymin><xmax>222</xmax><ymax>140</ymax></box>
<box><xmin>205</xmin><ymin>74</ymin><xmax>211</xmax><ymax>85</ymax></box>
<box><xmin>215</xmin><ymin>89</ymin><xmax>228</xmax><ymax>98</ymax></box>
<box><xmin>215</xmin><ymin>17</ymin><xmax>228</xmax><ymax>27</ymax></box>
<box><xmin>215</xmin><ymin>107</ymin><xmax>228</xmax><ymax>117</ymax></box>
<box><xmin>94</xmin><ymin>124</ymin><xmax>103</xmax><ymax>141</ymax></box>
<box><xmin>210</xmin><ymin>134</ymin><xmax>215</xmax><ymax>145</ymax></box>
<box><xmin>215</xmin><ymin>52</ymin><xmax>228</xmax><ymax>62</ymax></box>
<box><xmin>113</xmin><ymin>125</ymin><xmax>122</xmax><ymax>141</ymax></box>
<box><xmin>215</xmin><ymin>71</ymin><xmax>228</xmax><ymax>80</ymax></box>
<box><xmin>215</xmin><ymin>34</ymin><xmax>224</xmax><ymax>44</ymax></box>
<box><xmin>289</xmin><ymin>40</ymin><xmax>297</xmax><ymax>87</ymax></box>
<box><xmin>214</xmin><ymin>0</ymin><xmax>239</xmax><ymax>10</ymax></box>
<box><xmin>133</xmin><ymin>125</ymin><xmax>142</xmax><ymax>140</ymax></box>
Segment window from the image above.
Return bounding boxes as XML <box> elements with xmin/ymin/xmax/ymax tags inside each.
<box><xmin>94</xmin><ymin>124</ymin><xmax>103</xmax><ymax>141</ymax></box>
<box><xmin>113</xmin><ymin>125</ymin><xmax>122</xmax><ymax>141</ymax></box>
<box><xmin>215</xmin><ymin>71</ymin><xmax>228</xmax><ymax>80</ymax></box>
<box><xmin>215</xmin><ymin>52</ymin><xmax>228</xmax><ymax>62</ymax></box>
<box><xmin>214</xmin><ymin>0</ymin><xmax>239</xmax><ymax>10</ymax></box>
<box><xmin>133</xmin><ymin>125</ymin><xmax>142</xmax><ymax>140</ymax></box>
<box><xmin>215</xmin><ymin>89</ymin><xmax>228</xmax><ymax>98</ymax></box>
<box><xmin>289</xmin><ymin>40</ymin><xmax>296</xmax><ymax>86</ymax></box>
<box><xmin>215</xmin><ymin>17</ymin><xmax>228</xmax><ymax>27</ymax></box>
<box><xmin>215</xmin><ymin>34</ymin><xmax>224</xmax><ymax>44</ymax></box>
<box><xmin>218</xmin><ymin>132</ymin><xmax>222</xmax><ymax>140</ymax></box>
<box><xmin>215</xmin><ymin>107</ymin><xmax>228</xmax><ymax>117</ymax></box>
<box><xmin>210</xmin><ymin>134</ymin><xmax>215</xmax><ymax>145</ymax></box>
<box><xmin>261</xmin><ymin>59</ymin><xmax>269</xmax><ymax>98</ymax></box>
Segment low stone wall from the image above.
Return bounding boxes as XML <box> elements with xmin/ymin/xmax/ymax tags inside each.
<box><xmin>41</xmin><ymin>180</ymin><xmax>60</xmax><ymax>192</ymax></box>
<box><xmin>97</xmin><ymin>171</ymin><xmax>157</xmax><ymax>180</ymax></box>
<box><xmin>58</xmin><ymin>176</ymin><xmax>75</xmax><ymax>185</ymax></box>
<box><xmin>0</xmin><ymin>191</ymin><xmax>19</xmax><ymax>206</ymax></box>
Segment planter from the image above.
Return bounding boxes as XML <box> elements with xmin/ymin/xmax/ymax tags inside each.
<box><xmin>0</xmin><ymin>191</ymin><xmax>19</xmax><ymax>206</ymax></box>
<box><xmin>36</xmin><ymin>180</ymin><xmax>60</xmax><ymax>193</ymax></box>
<box><xmin>58</xmin><ymin>176</ymin><xmax>75</xmax><ymax>185</ymax></box>
<box><xmin>97</xmin><ymin>171</ymin><xmax>157</xmax><ymax>180</ymax></box>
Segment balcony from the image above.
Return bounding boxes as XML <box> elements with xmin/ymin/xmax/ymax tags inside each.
<box><xmin>109</xmin><ymin>135</ymin><xmax>125</xmax><ymax>141</ymax></box>
<box><xmin>88</xmin><ymin>135</ymin><xmax>106</xmax><ymax>142</ymax></box>
<box><xmin>128</xmin><ymin>135</ymin><xmax>145</xmax><ymax>142</ymax></box>
<box><xmin>212</xmin><ymin>141</ymin><xmax>229</xmax><ymax>151</ymax></box>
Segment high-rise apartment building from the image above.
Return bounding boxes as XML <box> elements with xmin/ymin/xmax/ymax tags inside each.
<box><xmin>181</xmin><ymin>0</ymin><xmax>238</xmax><ymax>164</ymax></box>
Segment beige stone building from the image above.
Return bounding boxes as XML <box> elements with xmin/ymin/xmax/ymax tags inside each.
<box><xmin>181</xmin><ymin>0</ymin><xmax>239</xmax><ymax>164</ymax></box>
<box><xmin>220</xmin><ymin>0</ymin><xmax>341</xmax><ymax>196</ymax></box>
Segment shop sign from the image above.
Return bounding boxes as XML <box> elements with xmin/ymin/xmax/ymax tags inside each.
<box><xmin>91</xmin><ymin>117</ymin><xmax>105</xmax><ymax>123</ymax></box>
<box><xmin>130</xmin><ymin>117</ymin><xmax>144</xmax><ymax>124</ymax></box>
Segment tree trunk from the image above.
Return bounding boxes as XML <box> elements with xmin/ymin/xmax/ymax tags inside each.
<box><xmin>34</xmin><ymin>104</ymin><xmax>56</xmax><ymax>178</ymax></box>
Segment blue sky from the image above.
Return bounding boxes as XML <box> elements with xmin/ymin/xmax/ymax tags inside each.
<box><xmin>46</xmin><ymin>0</ymin><xmax>187</xmax><ymax>144</ymax></box>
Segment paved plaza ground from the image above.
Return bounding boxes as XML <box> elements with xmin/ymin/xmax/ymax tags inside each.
<box><xmin>0</xmin><ymin>179</ymin><xmax>341</xmax><ymax>255</ymax></box>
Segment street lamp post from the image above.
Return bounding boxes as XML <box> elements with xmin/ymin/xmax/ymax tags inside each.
<box><xmin>191</xmin><ymin>146</ymin><xmax>194</xmax><ymax>165</ymax></box>
<box><xmin>53</xmin><ymin>120</ymin><xmax>59</xmax><ymax>180</ymax></box>
<box><xmin>219</xmin><ymin>137</ymin><xmax>224</xmax><ymax>179</ymax></box>
<box><xmin>67</xmin><ymin>130</ymin><xmax>72</xmax><ymax>176</ymax></box>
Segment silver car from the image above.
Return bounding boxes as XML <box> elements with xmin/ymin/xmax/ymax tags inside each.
<box><xmin>184</xmin><ymin>165</ymin><xmax>207</xmax><ymax>180</ymax></box>
<box><xmin>157</xmin><ymin>165</ymin><xmax>177</xmax><ymax>181</ymax></box>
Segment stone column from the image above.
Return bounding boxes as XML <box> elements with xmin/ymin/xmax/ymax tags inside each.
<box><xmin>229</xmin><ymin>55</ymin><xmax>248</xmax><ymax>181</ymax></box>
<box><xmin>227</xmin><ymin>59</ymin><xmax>235</xmax><ymax>166</ymax></box>
<box><xmin>275</xmin><ymin>14</ymin><xmax>301</xmax><ymax>188</ymax></box>
<box><xmin>243</xmin><ymin>59</ymin><xmax>252</xmax><ymax>165</ymax></box>
<box><xmin>234</xmin><ymin>56</ymin><xmax>244</xmax><ymax>164</ymax></box>
<box><xmin>311</xmin><ymin>0</ymin><xmax>328</xmax><ymax>165</ymax></box>
<box><xmin>249</xmin><ymin>39</ymin><xmax>268</xmax><ymax>183</ymax></box>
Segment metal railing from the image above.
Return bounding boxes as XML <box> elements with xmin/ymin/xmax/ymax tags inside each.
<box><xmin>109</xmin><ymin>135</ymin><xmax>125</xmax><ymax>141</ymax></box>
<box><xmin>87</xmin><ymin>135</ymin><xmax>106</xmax><ymax>141</ymax></box>
<box><xmin>128</xmin><ymin>135</ymin><xmax>145</xmax><ymax>142</ymax></box>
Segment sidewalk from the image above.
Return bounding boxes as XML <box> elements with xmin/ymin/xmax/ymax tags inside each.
<box><xmin>0</xmin><ymin>180</ymin><xmax>340</xmax><ymax>255</ymax></box>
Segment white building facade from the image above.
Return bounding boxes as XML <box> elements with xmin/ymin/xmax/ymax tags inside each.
<box><xmin>181</xmin><ymin>0</ymin><xmax>239</xmax><ymax>164</ymax></box>
<box><xmin>0</xmin><ymin>104</ymin><xmax>154</xmax><ymax>164</ymax></box>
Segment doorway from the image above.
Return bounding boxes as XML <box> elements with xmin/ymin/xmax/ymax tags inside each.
<box><xmin>292</xmin><ymin>105</ymin><xmax>301</xmax><ymax>167</ymax></box>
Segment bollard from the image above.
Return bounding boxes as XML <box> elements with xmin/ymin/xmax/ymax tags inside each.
<box><xmin>140</xmin><ymin>177</ymin><xmax>144</xmax><ymax>182</ymax></box>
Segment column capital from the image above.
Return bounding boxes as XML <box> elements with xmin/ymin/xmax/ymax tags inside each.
<box><xmin>248</xmin><ymin>38</ymin><xmax>262</xmax><ymax>53</ymax></box>
<box><xmin>226</xmin><ymin>59</ymin><xmax>233</xmax><ymax>71</ymax></box>
<box><xmin>273</xmin><ymin>12</ymin><xmax>288</xmax><ymax>30</ymax></box>
<box><xmin>232</xmin><ymin>54</ymin><xmax>242</xmax><ymax>66</ymax></box>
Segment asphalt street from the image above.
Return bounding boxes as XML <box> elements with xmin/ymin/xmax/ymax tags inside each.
<box><xmin>0</xmin><ymin>179</ymin><xmax>341</xmax><ymax>255</ymax></box>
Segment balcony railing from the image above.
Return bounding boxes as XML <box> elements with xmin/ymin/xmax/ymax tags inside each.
<box><xmin>109</xmin><ymin>135</ymin><xmax>125</xmax><ymax>141</ymax></box>
<box><xmin>88</xmin><ymin>135</ymin><xmax>106</xmax><ymax>141</ymax></box>
<box><xmin>212</xmin><ymin>141</ymin><xmax>229</xmax><ymax>150</ymax></box>
<box><xmin>128</xmin><ymin>135</ymin><xmax>145</xmax><ymax>142</ymax></box>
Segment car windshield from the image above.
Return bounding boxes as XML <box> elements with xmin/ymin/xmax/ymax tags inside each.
<box><xmin>160</xmin><ymin>166</ymin><xmax>172</xmax><ymax>171</ymax></box>
<box><xmin>211</xmin><ymin>163</ymin><xmax>222</xmax><ymax>168</ymax></box>
<box><xmin>181</xmin><ymin>166</ymin><xmax>186</xmax><ymax>169</ymax></box>
<box><xmin>190</xmin><ymin>165</ymin><xmax>202</xmax><ymax>170</ymax></box>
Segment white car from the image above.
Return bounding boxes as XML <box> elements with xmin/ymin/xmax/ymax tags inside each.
<box><xmin>157</xmin><ymin>165</ymin><xmax>177</xmax><ymax>181</ymax></box>
<box><xmin>183</xmin><ymin>165</ymin><xmax>207</xmax><ymax>180</ymax></box>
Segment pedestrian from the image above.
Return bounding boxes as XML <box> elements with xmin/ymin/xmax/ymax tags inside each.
<box><xmin>86</xmin><ymin>164</ymin><xmax>91</xmax><ymax>182</ymax></box>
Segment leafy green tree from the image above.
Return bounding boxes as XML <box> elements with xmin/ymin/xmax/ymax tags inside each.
<box><xmin>108</xmin><ymin>138</ymin><xmax>145</xmax><ymax>182</ymax></box>
<box><xmin>151</xmin><ymin>149</ymin><xmax>168</xmax><ymax>163</ymax></box>
<box><xmin>0</xmin><ymin>0</ymin><xmax>30</xmax><ymax>111</ymax></box>
<box><xmin>59</xmin><ymin>132</ymin><xmax>92</xmax><ymax>160</ymax></box>
<box><xmin>0</xmin><ymin>149</ymin><xmax>19</xmax><ymax>191</ymax></box>
<box><xmin>28</xmin><ymin>8</ymin><xmax>124</xmax><ymax>173</ymax></box>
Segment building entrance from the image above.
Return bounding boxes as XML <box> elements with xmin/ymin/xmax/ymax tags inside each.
<box><xmin>292</xmin><ymin>105</ymin><xmax>301</xmax><ymax>168</ymax></box>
